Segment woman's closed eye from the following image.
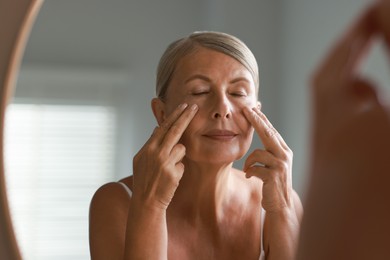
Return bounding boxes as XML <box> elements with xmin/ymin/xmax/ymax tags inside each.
<box><xmin>191</xmin><ymin>90</ymin><xmax>210</xmax><ymax>96</ymax></box>
<box><xmin>230</xmin><ymin>91</ymin><xmax>247</xmax><ymax>97</ymax></box>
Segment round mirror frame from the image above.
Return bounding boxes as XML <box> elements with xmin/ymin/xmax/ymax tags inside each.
<box><xmin>0</xmin><ymin>0</ymin><xmax>43</xmax><ymax>259</ymax></box>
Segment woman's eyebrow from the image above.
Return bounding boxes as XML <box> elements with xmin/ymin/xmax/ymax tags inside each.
<box><xmin>229</xmin><ymin>77</ymin><xmax>251</xmax><ymax>84</ymax></box>
<box><xmin>185</xmin><ymin>75</ymin><xmax>251</xmax><ymax>84</ymax></box>
<box><xmin>184</xmin><ymin>74</ymin><xmax>212</xmax><ymax>84</ymax></box>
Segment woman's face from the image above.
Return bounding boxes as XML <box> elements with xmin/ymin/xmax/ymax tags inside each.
<box><xmin>163</xmin><ymin>47</ymin><xmax>258</xmax><ymax>165</ymax></box>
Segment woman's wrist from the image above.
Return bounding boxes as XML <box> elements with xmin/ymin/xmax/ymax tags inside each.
<box><xmin>130</xmin><ymin>192</ymin><xmax>169</xmax><ymax>215</ymax></box>
<box><xmin>266</xmin><ymin>205</ymin><xmax>299</xmax><ymax>225</ymax></box>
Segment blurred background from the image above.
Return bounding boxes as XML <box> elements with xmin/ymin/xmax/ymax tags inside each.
<box><xmin>4</xmin><ymin>0</ymin><xmax>390</xmax><ymax>259</ymax></box>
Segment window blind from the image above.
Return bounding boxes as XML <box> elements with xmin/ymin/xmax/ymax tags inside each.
<box><xmin>4</xmin><ymin>103</ymin><xmax>116</xmax><ymax>260</ymax></box>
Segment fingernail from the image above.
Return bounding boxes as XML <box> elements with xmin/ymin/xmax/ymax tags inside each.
<box><xmin>190</xmin><ymin>104</ymin><xmax>198</xmax><ymax>111</ymax></box>
<box><xmin>179</xmin><ymin>103</ymin><xmax>188</xmax><ymax>109</ymax></box>
<box><xmin>249</xmin><ymin>108</ymin><xmax>257</xmax><ymax>116</ymax></box>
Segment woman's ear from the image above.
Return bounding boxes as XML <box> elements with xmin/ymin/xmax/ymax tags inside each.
<box><xmin>151</xmin><ymin>98</ymin><xmax>166</xmax><ymax>126</ymax></box>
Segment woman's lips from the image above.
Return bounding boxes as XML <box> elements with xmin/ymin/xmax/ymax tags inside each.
<box><xmin>202</xmin><ymin>129</ymin><xmax>238</xmax><ymax>140</ymax></box>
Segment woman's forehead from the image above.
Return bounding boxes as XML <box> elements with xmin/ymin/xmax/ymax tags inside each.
<box><xmin>173</xmin><ymin>48</ymin><xmax>254</xmax><ymax>82</ymax></box>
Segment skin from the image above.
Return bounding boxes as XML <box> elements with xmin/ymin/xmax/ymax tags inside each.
<box><xmin>297</xmin><ymin>1</ymin><xmax>390</xmax><ymax>259</ymax></box>
<box><xmin>89</xmin><ymin>47</ymin><xmax>303</xmax><ymax>260</ymax></box>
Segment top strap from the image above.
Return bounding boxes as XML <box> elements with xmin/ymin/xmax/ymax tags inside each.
<box><xmin>118</xmin><ymin>181</ymin><xmax>132</xmax><ymax>197</ymax></box>
<box><xmin>259</xmin><ymin>208</ymin><xmax>266</xmax><ymax>260</ymax></box>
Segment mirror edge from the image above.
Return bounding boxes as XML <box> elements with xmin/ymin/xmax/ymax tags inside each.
<box><xmin>0</xmin><ymin>0</ymin><xmax>44</xmax><ymax>259</ymax></box>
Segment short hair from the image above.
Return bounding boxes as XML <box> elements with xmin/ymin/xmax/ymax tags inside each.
<box><xmin>156</xmin><ymin>31</ymin><xmax>259</xmax><ymax>100</ymax></box>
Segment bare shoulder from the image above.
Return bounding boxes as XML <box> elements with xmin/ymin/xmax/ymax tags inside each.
<box><xmin>231</xmin><ymin>167</ymin><xmax>263</xmax><ymax>202</ymax></box>
<box><xmin>90</xmin><ymin>181</ymin><xmax>130</xmax><ymax>209</ymax></box>
<box><xmin>231</xmin><ymin>167</ymin><xmax>263</xmax><ymax>189</ymax></box>
<box><xmin>118</xmin><ymin>175</ymin><xmax>134</xmax><ymax>190</ymax></box>
<box><xmin>90</xmin><ymin>176</ymin><xmax>133</xmax><ymax>207</ymax></box>
<box><xmin>89</xmin><ymin>178</ymin><xmax>133</xmax><ymax>260</ymax></box>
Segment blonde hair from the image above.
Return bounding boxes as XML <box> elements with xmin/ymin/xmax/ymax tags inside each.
<box><xmin>156</xmin><ymin>31</ymin><xmax>259</xmax><ymax>100</ymax></box>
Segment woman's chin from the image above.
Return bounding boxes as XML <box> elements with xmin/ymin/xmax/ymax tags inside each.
<box><xmin>185</xmin><ymin>149</ymin><xmax>246</xmax><ymax>165</ymax></box>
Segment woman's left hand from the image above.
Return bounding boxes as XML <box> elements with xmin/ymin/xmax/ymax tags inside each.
<box><xmin>243</xmin><ymin>106</ymin><xmax>294</xmax><ymax>213</ymax></box>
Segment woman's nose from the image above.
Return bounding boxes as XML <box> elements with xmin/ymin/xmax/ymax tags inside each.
<box><xmin>212</xmin><ymin>95</ymin><xmax>232</xmax><ymax>119</ymax></box>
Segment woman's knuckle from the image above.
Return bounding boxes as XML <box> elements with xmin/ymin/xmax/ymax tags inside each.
<box><xmin>253</xmin><ymin>149</ymin><xmax>262</xmax><ymax>156</ymax></box>
<box><xmin>169</xmin><ymin>123</ymin><xmax>181</xmax><ymax>135</ymax></box>
<box><xmin>278</xmin><ymin>152</ymin><xmax>286</xmax><ymax>161</ymax></box>
<box><xmin>287</xmin><ymin>148</ymin><xmax>293</xmax><ymax>159</ymax></box>
<box><xmin>175</xmin><ymin>143</ymin><xmax>186</xmax><ymax>152</ymax></box>
<box><xmin>165</xmin><ymin>170</ymin><xmax>180</xmax><ymax>185</ymax></box>
<box><xmin>275</xmin><ymin>159</ymin><xmax>288</xmax><ymax>171</ymax></box>
<box><xmin>160</xmin><ymin>123</ymin><xmax>169</xmax><ymax>131</ymax></box>
<box><xmin>176</xmin><ymin>163</ymin><xmax>185</xmax><ymax>173</ymax></box>
<box><xmin>279</xmin><ymin>147</ymin><xmax>292</xmax><ymax>161</ymax></box>
<box><xmin>254</xmin><ymin>148</ymin><xmax>262</xmax><ymax>153</ymax></box>
<box><xmin>255</xmin><ymin>116</ymin><xmax>262</xmax><ymax>126</ymax></box>
<box><xmin>156</xmin><ymin>151</ymin><xmax>166</xmax><ymax>164</ymax></box>
<box><xmin>273</xmin><ymin>160</ymin><xmax>282</xmax><ymax>170</ymax></box>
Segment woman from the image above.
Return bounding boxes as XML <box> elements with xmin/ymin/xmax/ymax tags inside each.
<box><xmin>89</xmin><ymin>31</ymin><xmax>303</xmax><ymax>260</ymax></box>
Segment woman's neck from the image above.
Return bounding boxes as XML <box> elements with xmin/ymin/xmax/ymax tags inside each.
<box><xmin>169</xmin><ymin>158</ymin><xmax>235</xmax><ymax>226</ymax></box>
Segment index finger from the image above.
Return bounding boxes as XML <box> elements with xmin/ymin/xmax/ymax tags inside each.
<box><xmin>243</xmin><ymin>106</ymin><xmax>282</xmax><ymax>156</ymax></box>
<box><xmin>147</xmin><ymin>103</ymin><xmax>188</xmax><ymax>144</ymax></box>
<box><xmin>160</xmin><ymin>103</ymin><xmax>198</xmax><ymax>152</ymax></box>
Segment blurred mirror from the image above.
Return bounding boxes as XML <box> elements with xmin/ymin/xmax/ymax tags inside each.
<box><xmin>3</xmin><ymin>0</ymin><xmax>390</xmax><ymax>259</ymax></box>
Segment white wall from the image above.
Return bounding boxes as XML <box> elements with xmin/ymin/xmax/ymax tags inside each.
<box><xmin>16</xmin><ymin>0</ymin><xmax>390</xmax><ymax>198</ymax></box>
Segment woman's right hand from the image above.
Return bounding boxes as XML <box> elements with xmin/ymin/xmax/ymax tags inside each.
<box><xmin>132</xmin><ymin>103</ymin><xmax>198</xmax><ymax>210</ymax></box>
<box><xmin>298</xmin><ymin>1</ymin><xmax>390</xmax><ymax>259</ymax></box>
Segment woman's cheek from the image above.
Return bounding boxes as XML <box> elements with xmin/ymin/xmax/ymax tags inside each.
<box><xmin>236</xmin><ymin>100</ymin><xmax>254</xmax><ymax>122</ymax></box>
<box><xmin>179</xmin><ymin>102</ymin><xmax>202</xmax><ymax>138</ymax></box>
<box><xmin>234</xmin><ymin>94</ymin><xmax>256</xmax><ymax>108</ymax></box>
<box><xmin>164</xmin><ymin>95</ymin><xmax>196</xmax><ymax>115</ymax></box>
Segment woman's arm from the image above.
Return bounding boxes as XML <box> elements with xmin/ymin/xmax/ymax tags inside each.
<box><xmin>89</xmin><ymin>103</ymin><xmax>198</xmax><ymax>260</ymax></box>
<box><xmin>124</xmin><ymin>103</ymin><xmax>197</xmax><ymax>259</ymax></box>
<box><xmin>124</xmin><ymin>194</ymin><xmax>168</xmax><ymax>260</ymax></box>
<box><xmin>263</xmin><ymin>190</ymin><xmax>303</xmax><ymax>260</ymax></box>
<box><xmin>89</xmin><ymin>183</ymin><xmax>132</xmax><ymax>260</ymax></box>
<box><xmin>89</xmin><ymin>182</ymin><xmax>169</xmax><ymax>260</ymax></box>
<box><xmin>243</xmin><ymin>107</ymin><xmax>303</xmax><ymax>259</ymax></box>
